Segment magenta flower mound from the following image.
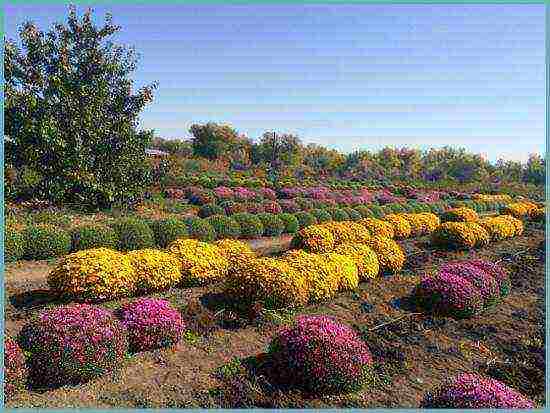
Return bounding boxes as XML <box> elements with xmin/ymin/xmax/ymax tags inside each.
<box><xmin>414</xmin><ymin>272</ymin><xmax>484</xmax><ymax>318</ymax></box>
<box><xmin>18</xmin><ymin>304</ymin><xmax>128</xmax><ymax>386</ymax></box>
<box><xmin>467</xmin><ymin>259</ymin><xmax>511</xmax><ymax>297</ymax></box>
<box><xmin>422</xmin><ymin>373</ymin><xmax>535</xmax><ymax>408</ymax></box>
<box><xmin>118</xmin><ymin>298</ymin><xmax>185</xmax><ymax>352</ymax></box>
<box><xmin>268</xmin><ymin>315</ymin><xmax>373</xmax><ymax>394</ymax></box>
<box><xmin>439</xmin><ymin>262</ymin><xmax>500</xmax><ymax>308</ymax></box>
<box><xmin>213</xmin><ymin>186</ymin><xmax>234</xmax><ymax>200</ymax></box>
<box><xmin>5</xmin><ymin>336</ymin><xmax>28</xmax><ymax>399</ymax></box>
<box><xmin>258</xmin><ymin>187</ymin><xmax>277</xmax><ymax>200</ymax></box>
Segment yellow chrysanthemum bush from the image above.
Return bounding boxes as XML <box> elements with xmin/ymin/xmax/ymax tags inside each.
<box><xmin>383</xmin><ymin>214</ymin><xmax>412</xmax><ymax>239</ymax></box>
<box><xmin>502</xmin><ymin>201</ymin><xmax>539</xmax><ymax>219</ymax></box>
<box><xmin>320</xmin><ymin>252</ymin><xmax>360</xmax><ymax>291</ymax></box>
<box><xmin>333</xmin><ymin>243</ymin><xmax>380</xmax><ymax>280</ymax></box>
<box><xmin>472</xmin><ymin>194</ymin><xmax>512</xmax><ymax>203</ymax></box>
<box><xmin>47</xmin><ymin>248</ymin><xmax>137</xmax><ymax>301</ymax></box>
<box><xmin>214</xmin><ymin>239</ymin><xmax>256</xmax><ymax>272</ymax></box>
<box><xmin>497</xmin><ymin>215</ymin><xmax>524</xmax><ymax>236</ymax></box>
<box><xmin>282</xmin><ymin>250</ymin><xmax>341</xmax><ymax>302</ymax></box>
<box><xmin>468</xmin><ymin>222</ymin><xmax>491</xmax><ymax>248</ymax></box>
<box><xmin>441</xmin><ymin>207</ymin><xmax>479</xmax><ymax>223</ymax></box>
<box><xmin>528</xmin><ymin>207</ymin><xmax>545</xmax><ymax>223</ymax></box>
<box><xmin>478</xmin><ymin>217</ymin><xmax>515</xmax><ymax>241</ymax></box>
<box><xmin>398</xmin><ymin>213</ymin><xmax>440</xmax><ymax>237</ymax></box>
<box><xmin>291</xmin><ymin>225</ymin><xmax>336</xmax><ymax>253</ymax></box>
<box><xmin>223</xmin><ymin>257</ymin><xmax>310</xmax><ymax>309</ymax></box>
<box><xmin>319</xmin><ymin>221</ymin><xmax>372</xmax><ymax>244</ymax></box>
<box><xmin>127</xmin><ymin>249</ymin><xmax>182</xmax><ymax>293</ymax></box>
<box><xmin>167</xmin><ymin>238</ymin><xmax>229</xmax><ymax>286</ymax></box>
<box><xmin>431</xmin><ymin>222</ymin><xmax>490</xmax><ymax>250</ymax></box>
<box><xmin>362</xmin><ymin>236</ymin><xmax>405</xmax><ymax>274</ymax></box>
<box><xmin>357</xmin><ymin>218</ymin><xmax>395</xmax><ymax>239</ymax></box>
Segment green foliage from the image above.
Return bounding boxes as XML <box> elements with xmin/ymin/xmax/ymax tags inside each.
<box><xmin>5</xmin><ymin>230</ymin><xmax>25</xmax><ymax>262</ymax></box>
<box><xmin>353</xmin><ymin>205</ymin><xmax>374</xmax><ymax>218</ymax></box>
<box><xmin>110</xmin><ymin>217</ymin><xmax>155</xmax><ymax>251</ymax></box>
<box><xmin>149</xmin><ymin>218</ymin><xmax>189</xmax><ymax>248</ymax></box>
<box><xmin>294</xmin><ymin>212</ymin><xmax>318</xmax><ymax>229</ymax></box>
<box><xmin>232</xmin><ymin>213</ymin><xmax>264</xmax><ymax>239</ymax></box>
<box><xmin>343</xmin><ymin>207</ymin><xmax>362</xmax><ymax>221</ymax></box>
<box><xmin>277</xmin><ymin>213</ymin><xmax>299</xmax><ymax>233</ymax></box>
<box><xmin>21</xmin><ymin>225</ymin><xmax>71</xmax><ymax>260</ymax></box>
<box><xmin>310</xmin><ymin>208</ymin><xmax>332</xmax><ymax>223</ymax></box>
<box><xmin>69</xmin><ymin>224</ymin><xmax>119</xmax><ymax>252</ymax></box>
<box><xmin>5</xmin><ymin>6</ymin><xmax>157</xmax><ymax>207</ymax></box>
<box><xmin>198</xmin><ymin>203</ymin><xmax>225</xmax><ymax>218</ymax></box>
<box><xmin>327</xmin><ymin>208</ymin><xmax>350</xmax><ymax>222</ymax></box>
<box><xmin>368</xmin><ymin>205</ymin><xmax>384</xmax><ymax>218</ymax></box>
<box><xmin>207</xmin><ymin>215</ymin><xmax>241</xmax><ymax>239</ymax></box>
<box><xmin>257</xmin><ymin>213</ymin><xmax>285</xmax><ymax>237</ymax></box>
<box><xmin>189</xmin><ymin>122</ymin><xmax>251</xmax><ymax>163</ymax></box>
<box><xmin>184</xmin><ymin>217</ymin><xmax>216</xmax><ymax>242</ymax></box>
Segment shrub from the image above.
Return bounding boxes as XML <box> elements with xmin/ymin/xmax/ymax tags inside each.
<box><xmin>529</xmin><ymin>207</ymin><xmax>545</xmax><ymax>223</ymax></box>
<box><xmin>256</xmin><ymin>213</ymin><xmax>285</xmax><ymax>237</ymax></box>
<box><xmin>383</xmin><ymin>214</ymin><xmax>412</xmax><ymax>239</ymax></box>
<box><xmin>279</xmin><ymin>199</ymin><xmax>300</xmax><ymax>213</ymax></box>
<box><xmin>414</xmin><ymin>272</ymin><xmax>484</xmax><ymax>318</ymax></box>
<box><xmin>310</xmin><ymin>208</ymin><xmax>332</xmax><ymax>223</ymax></box>
<box><xmin>127</xmin><ymin>249</ymin><xmax>182</xmax><ymax>293</ymax></box>
<box><xmin>333</xmin><ymin>243</ymin><xmax>379</xmax><ymax>280</ymax></box>
<box><xmin>21</xmin><ymin>224</ymin><xmax>71</xmax><ymax>260</ymax></box>
<box><xmin>184</xmin><ymin>217</ymin><xmax>216</xmax><ymax>242</ymax></box>
<box><xmin>167</xmin><ymin>238</ymin><xmax>229</xmax><ymax>286</ymax></box>
<box><xmin>214</xmin><ymin>239</ymin><xmax>256</xmax><ymax>271</ymax></box>
<box><xmin>368</xmin><ymin>205</ymin><xmax>384</xmax><ymax>218</ymax></box>
<box><xmin>69</xmin><ymin>224</ymin><xmax>119</xmax><ymax>252</ymax></box>
<box><xmin>498</xmin><ymin>214</ymin><xmax>524</xmax><ymax>236</ymax></box>
<box><xmin>268</xmin><ymin>315</ymin><xmax>373</xmax><ymax>393</ymax></box>
<box><xmin>320</xmin><ymin>252</ymin><xmax>360</xmax><ymax>291</ymax></box>
<box><xmin>321</xmin><ymin>221</ymin><xmax>371</xmax><ymax>245</ymax></box>
<box><xmin>358</xmin><ymin>218</ymin><xmax>395</xmax><ymax>239</ymax></box>
<box><xmin>327</xmin><ymin>207</ymin><xmax>350</xmax><ymax>222</ymax></box>
<box><xmin>188</xmin><ymin>189</ymin><xmax>215</xmax><ymax>206</ymax></box>
<box><xmin>5</xmin><ymin>230</ymin><xmax>25</xmax><ymax>262</ymax></box>
<box><xmin>387</xmin><ymin>203</ymin><xmax>406</xmax><ymax>214</ymax></box>
<box><xmin>48</xmin><ymin>248</ymin><xmax>137</xmax><ymax>301</ymax></box>
<box><xmin>295</xmin><ymin>197</ymin><xmax>315</xmax><ymax>211</ymax></box>
<box><xmin>354</xmin><ymin>205</ymin><xmax>374</xmax><ymax>218</ymax></box>
<box><xmin>431</xmin><ymin>222</ymin><xmax>479</xmax><ymax>250</ymax></box>
<box><xmin>294</xmin><ymin>211</ymin><xmax>318</xmax><ymax>230</ymax></box>
<box><xmin>363</xmin><ymin>236</ymin><xmax>405</xmax><ymax>274</ymax></box>
<box><xmin>469</xmin><ymin>222</ymin><xmax>491</xmax><ymax>248</ymax></box>
<box><xmin>291</xmin><ymin>225</ymin><xmax>336</xmax><ymax>253</ymax></box>
<box><xmin>263</xmin><ymin>201</ymin><xmax>283</xmax><ymax>214</ymax></box>
<box><xmin>219</xmin><ymin>200</ymin><xmax>247</xmax><ymax>215</ymax></box>
<box><xmin>342</xmin><ymin>207</ymin><xmax>362</xmax><ymax>221</ymax></box>
<box><xmin>232</xmin><ymin>213</ymin><xmax>264</xmax><ymax>238</ymax></box>
<box><xmin>244</xmin><ymin>202</ymin><xmax>266</xmax><ymax>214</ymax></box>
<box><xmin>223</xmin><ymin>257</ymin><xmax>310</xmax><ymax>309</ymax></box>
<box><xmin>110</xmin><ymin>217</ymin><xmax>155</xmax><ymax>251</ymax></box>
<box><xmin>198</xmin><ymin>203</ymin><xmax>225</xmax><ymax>218</ymax></box>
<box><xmin>278</xmin><ymin>213</ymin><xmax>299</xmax><ymax>233</ymax></box>
<box><xmin>468</xmin><ymin>259</ymin><xmax>511</xmax><ymax>297</ymax></box>
<box><xmin>478</xmin><ymin>217</ymin><xmax>515</xmax><ymax>241</ymax></box>
<box><xmin>149</xmin><ymin>218</ymin><xmax>189</xmax><ymax>248</ymax></box>
<box><xmin>207</xmin><ymin>215</ymin><xmax>242</xmax><ymax>239</ymax></box>
<box><xmin>441</xmin><ymin>207</ymin><xmax>479</xmax><ymax>223</ymax></box>
<box><xmin>18</xmin><ymin>304</ymin><xmax>128</xmax><ymax>386</ymax></box>
<box><xmin>421</xmin><ymin>373</ymin><xmax>535</xmax><ymax>408</ymax></box>
<box><xmin>5</xmin><ymin>336</ymin><xmax>28</xmax><ymax>399</ymax></box>
<box><xmin>117</xmin><ymin>298</ymin><xmax>185</xmax><ymax>352</ymax></box>
<box><xmin>501</xmin><ymin>202</ymin><xmax>537</xmax><ymax>218</ymax></box>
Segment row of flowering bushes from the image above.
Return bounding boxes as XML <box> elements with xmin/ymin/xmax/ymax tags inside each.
<box><xmin>501</xmin><ymin>201</ymin><xmax>541</xmax><ymax>219</ymax></box>
<box><xmin>472</xmin><ymin>193</ymin><xmax>513</xmax><ymax>202</ymax></box>
<box><xmin>414</xmin><ymin>259</ymin><xmax>511</xmax><ymax>318</ymax></box>
<box><xmin>5</xmin><ymin>298</ymin><xmax>186</xmax><ymax>397</ymax></box>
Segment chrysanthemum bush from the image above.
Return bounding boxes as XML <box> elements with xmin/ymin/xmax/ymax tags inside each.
<box><xmin>21</xmin><ymin>224</ymin><xmax>72</xmax><ymax>260</ymax></box>
<box><xmin>333</xmin><ymin>243</ymin><xmax>380</xmax><ymax>280</ymax></box>
<box><xmin>320</xmin><ymin>221</ymin><xmax>372</xmax><ymax>244</ymax></box>
<box><xmin>468</xmin><ymin>258</ymin><xmax>511</xmax><ymax>297</ymax></box>
<box><xmin>18</xmin><ymin>304</ymin><xmax>128</xmax><ymax>386</ymax></box>
<box><xmin>472</xmin><ymin>193</ymin><xmax>513</xmax><ymax>203</ymax></box>
<box><xmin>383</xmin><ymin>214</ymin><xmax>412</xmax><ymax>239</ymax></box>
<box><xmin>320</xmin><ymin>252</ymin><xmax>360</xmax><ymax>291</ymax></box>
<box><xmin>110</xmin><ymin>217</ymin><xmax>155</xmax><ymax>251</ymax></box>
<box><xmin>5</xmin><ymin>229</ymin><xmax>25</xmax><ymax>262</ymax></box>
<box><xmin>439</xmin><ymin>262</ymin><xmax>499</xmax><ymax>308</ymax></box>
<box><xmin>69</xmin><ymin>224</ymin><xmax>119</xmax><ymax>252</ymax></box>
<box><xmin>399</xmin><ymin>212</ymin><xmax>440</xmax><ymax>236</ymax></box>
<box><xmin>441</xmin><ymin>207</ymin><xmax>479</xmax><ymax>223</ymax></box>
<box><xmin>528</xmin><ymin>207</ymin><xmax>545</xmax><ymax>223</ymax></box>
<box><xmin>4</xmin><ymin>336</ymin><xmax>28</xmax><ymax>399</ymax></box>
<box><xmin>431</xmin><ymin>222</ymin><xmax>483</xmax><ymax>250</ymax></box>
<box><xmin>117</xmin><ymin>298</ymin><xmax>185</xmax><ymax>352</ymax></box>
<box><xmin>421</xmin><ymin>373</ymin><xmax>535</xmax><ymax>408</ymax></box>
<box><xmin>478</xmin><ymin>215</ymin><xmax>521</xmax><ymax>241</ymax></box>
<box><xmin>214</xmin><ymin>238</ymin><xmax>256</xmax><ymax>273</ymax></box>
<box><xmin>501</xmin><ymin>201</ymin><xmax>539</xmax><ymax>218</ymax></box>
<box><xmin>127</xmin><ymin>249</ymin><xmax>182</xmax><ymax>293</ymax></box>
<box><xmin>291</xmin><ymin>224</ymin><xmax>336</xmax><ymax>253</ymax></box>
<box><xmin>168</xmin><ymin>238</ymin><xmax>229</xmax><ymax>286</ymax></box>
<box><xmin>47</xmin><ymin>247</ymin><xmax>137</xmax><ymax>301</ymax></box>
<box><xmin>267</xmin><ymin>315</ymin><xmax>373</xmax><ymax>394</ymax></box>
<box><xmin>358</xmin><ymin>218</ymin><xmax>395</xmax><ymax>239</ymax></box>
<box><xmin>363</xmin><ymin>235</ymin><xmax>405</xmax><ymax>274</ymax></box>
<box><xmin>498</xmin><ymin>214</ymin><xmax>524</xmax><ymax>236</ymax></box>
<box><xmin>277</xmin><ymin>213</ymin><xmax>299</xmax><ymax>233</ymax></box>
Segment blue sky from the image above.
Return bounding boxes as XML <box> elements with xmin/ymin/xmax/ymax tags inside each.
<box><xmin>5</xmin><ymin>3</ymin><xmax>545</xmax><ymax>163</ymax></box>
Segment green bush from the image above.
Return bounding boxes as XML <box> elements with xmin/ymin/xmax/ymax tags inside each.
<box><xmin>21</xmin><ymin>225</ymin><xmax>71</xmax><ymax>260</ymax></box>
<box><xmin>369</xmin><ymin>205</ymin><xmax>384</xmax><ymax>218</ymax></box>
<box><xmin>257</xmin><ymin>213</ymin><xmax>285</xmax><ymax>237</ymax></box>
<box><xmin>149</xmin><ymin>218</ymin><xmax>189</xmax><ymax>248</ymax></box>
<box><xmin>354</xmin><ymin>205</ymin><xmax>374</xmax><ymax>218</ymax></box>
<box><xmin>343</xmin><ymin>207</ymin><xmax>362</xmax><ymax>221</ymax></box>
<box><xmin>207</xmin><ymin>215</ymin><xmax>241</xmax><ymax>239</ymax></box>
<box><xmin>387</xmin><ymin>203</ymin><xmax>406</xmax><ymax>214</ymax></box>
<box><xmin>70</xmin><ymin>224</ymin><xmax>119</xmax><ymax>252</ymax></box>
<box><xmin>232</xmin><ymin>213</ymin><xmax>264</xmax><ymax>239</ymax></box>
<box><xmin>184</xmin><ymin>217</ymin><xmax>216</xmax><ymax>242</ymax></box>
<box><xmin>278</xmin><ymin>213</ymin><xmax>299</xmax><ymax>233</ymax></box>
<box><xmin>327</xmin><ymin>208</ymin><xmax>349</xmax><ymax>222</ymax></box>
<box><xmin>5</xmin><ymin>230</ymin><xmax>25</xmax><ymax>262</ymax></box>
<box><xmin>198</xmin><ymin>203</ymin><xmax>225</xmax><ymax>218</ymax></box>
<box><xmin>294</xmin><ymin>212</ymin><xmax>318</xmax><ymax>229</ymax></box>
<box><xmin>310</xmin><ymin>208</ymin><xmax>332</xmax><ymax>223</ymax></box>
<box><xmin>110</xmin><ymin>217</ymin><xmax>155</xmax><ymax>251</ymax></box>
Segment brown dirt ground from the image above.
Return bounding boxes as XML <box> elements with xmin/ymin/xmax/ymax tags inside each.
<box><xmin>4</xmin><ymin>223</ymin><xmax>545</xmax><ymax>408</ymax></box>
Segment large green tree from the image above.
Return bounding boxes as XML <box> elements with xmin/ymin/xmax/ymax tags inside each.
<box><xmin>5</xmin><ymin>6</ymin><xmax>157</xmax><ymax>207</ymax></box>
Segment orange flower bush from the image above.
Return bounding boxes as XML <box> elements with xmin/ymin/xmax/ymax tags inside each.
<box><xmin>441</xmin><ymin>207</ymin><xmax>479</xmax><ymax>223</ymax></box>
<box><xmin>357</xmin><ymin>218</ymin><xmax>395</xmax><ymax>239</ymax></box>
<box><xmin>362</xmin><ymin>236</ymin><xmax>405</xmax><ymax>274</ymax></box>
<box><xmin>383</xmin><ymin>214</ymin><xmax>412</xmax><ymax>239</ymax></box>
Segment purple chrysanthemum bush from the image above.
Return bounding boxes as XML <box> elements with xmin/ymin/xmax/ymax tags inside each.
<box><xmin>118</xmin><ymin>298</ymin><xmax>186</xmax><ymax>352</ymax></box>
<box><xmin>4</xmin><ymin>336</ymin><xmax>28</xmax><ymax>399</ymax></box>
<box><xmin>422</xmin><ymin>373</ymin><xmax>535</xmax><ymax>408</ymax></box>
<box><xmin>267</xmin><ymin>315</ymin><xmax>373</xmax><ymax>394</ymax></box>
<box><xmin>18</xmin><ymin>304</ymin><xmax>128</xmax><ymax>386</ymax></box>
<box><xmin>414</xmin><ymin>259</ymin><xmax>510</xmax><ymax>318</ymax></box>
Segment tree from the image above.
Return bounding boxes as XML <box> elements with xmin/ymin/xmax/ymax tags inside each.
<box><xmin>5</xmin><ymin>6</ymin><xmax>157</xmax><ymax>208</ymax></box>
<box><xmin>523</xmin><ymin>153</ymin><xmax>545</xmax><ymax>185</ymax></box>
<box><xmin>253</xmin><ymin>131</ymin><xmax>302</xmax><ymax>170</ymax></box>
<box><xmin>189</xmin><ymin>122</ymin><xmax>250</xmax><ymax>161</ymax></box>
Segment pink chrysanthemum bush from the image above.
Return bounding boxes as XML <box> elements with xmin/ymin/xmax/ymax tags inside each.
<box><xmin>4</xmin><ymin>336</ymin><xmax>28</xmax><ymax>399</ymax></box>
<box><xmin>421</xmin><ymin>373</ymin><xmax>535</xmax><ymax>408</ymax></box>
<box><xmin>18</xmin><ymin>304</ymin><xmax>128</xmax><ymax>386</ymax></box>
<box><xmin>117</xmin><ymin>298</ymin><xmax>185</xmax><ymax>352</ymax></box>
<box><xmin>468</xmin><ymin>258</ymin><xmax>511</xmax><ymax>297</ymax></box>
<box><xmin>267</xmin><ymin>315</ymin><xmax>373</xmax><ymax>394</ymax></box>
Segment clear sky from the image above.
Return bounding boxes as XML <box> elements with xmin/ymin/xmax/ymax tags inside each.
<box><xmin>5</xmin><ymin>3</ymin><xmax>545</xmax><ymax>163</ymax></box>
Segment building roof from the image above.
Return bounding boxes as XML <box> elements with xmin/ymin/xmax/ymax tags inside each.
<box><xmin>145</xmin><ymin>148</ymin><xmax>169</xmax><ymax>156</ymax></box>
